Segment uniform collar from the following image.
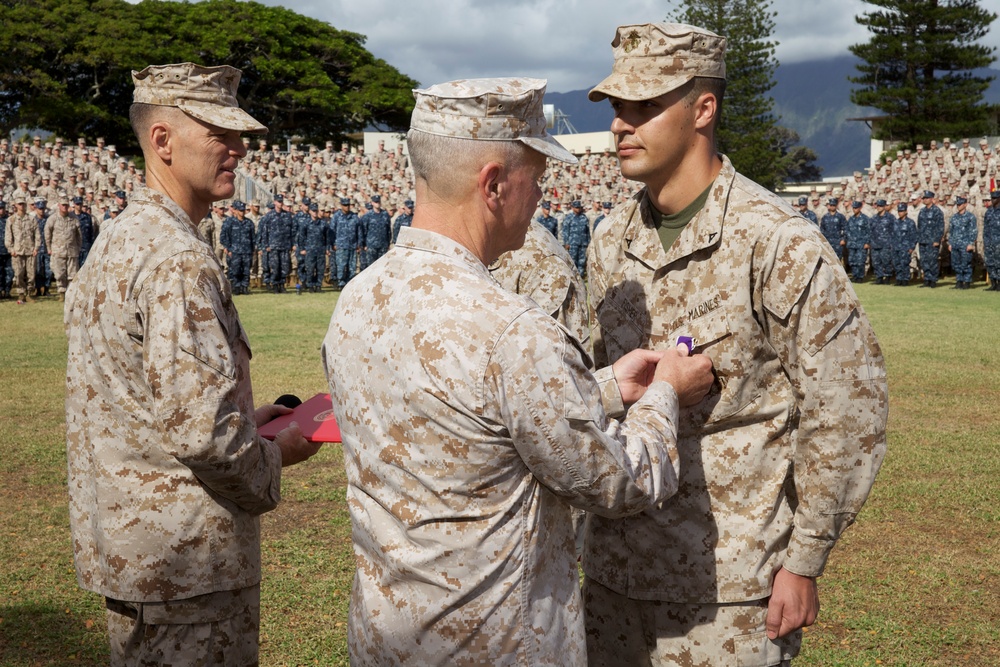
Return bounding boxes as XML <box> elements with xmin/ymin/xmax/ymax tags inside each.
<box><xmin>622</xmin><ymin>155</ymin><xmax>734</xmax><ymax>271</ymax></box>
<box><xmin>395</xmin><ymin>226</ymin><xmax>493</xmax><ymax>278</ymax></box>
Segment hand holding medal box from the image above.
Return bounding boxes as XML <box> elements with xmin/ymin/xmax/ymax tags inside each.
<box><xmin>257</xmin><ymin>393</ymin><xmax>342</xmax><ymax>443</ymax></box>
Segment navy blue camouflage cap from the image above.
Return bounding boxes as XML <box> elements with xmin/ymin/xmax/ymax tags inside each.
<box><xmin>897</xmin><ymin>203</ymin><xmax>908</xmax><ymax>212</ymax></box>
<box><xmin>72</xmin><ymin>196</ymin><xmax>83</xmax><ymax>204</ymax></box>
<box><xmin>340</xmin><ymin>197</ymin><xmax>351</xmax><ymax>206</ymax></box>
<box><xmin>273</xmin><ymin>194</ymin><xmax>284</xmax><ymax>202</ymax></box>
<box><xmin>364</xmin><ymin>202</ymin><xmax>373</xmax><ymax>210</ymax></box>
<box><xmin>602</xmin><ymin>201</ymin><xmax>612</xmax><ymax>208</ymax></box>
<box><xmin>266</xmin><ymin>201</ymin><xmax>275</xmax><ymax>209</ymax></box>
<box><xmin>371</xmin><ymin>194</ymin><xmax>381</xmax><ymax>203</ymax></box>
<box><xmin>955</xmin><ymin>196</ymin><xmax>967</xmax><ymax>206</ymax></box>
<box><xmin>923</xmin><ymin>190</ymin><xmax>935</xmax><ymax>199</ymax></box>
<box><xmin>827</xmin><ymin>197</ymin><xmax>838</xmax><ymax>206</ymax></box>
<box><xmin>35</xmin><ymin>199</ymin><xmax>46</xmax><ymax>208</ymax></box>
<box><xmin>232</xmin><ymin>200</ymin><xmax>246</xmax><ymax>211</ymax></box>
<box><xmin>797</xmin><ymin>196</ymin><xmax>807</xmax><ymax>205</ymax></box>
<box><xmin>992</xmin><ymin>190</ymin><xmax>1000</xmax><ymax>200</ymax></box>
<box><xmin>403</xmin><ymin>199</ymin><xmax>414</xmax><ymax>208</ymax></box>
<box><xmin>540</xmin><ymin>201</ymin><xmax>551</xmax><ymax>209</ymax></box>
<box><xmin>875</xmin><ymin>199</ymin><xmax>887</xmax><ymax>206</ymax></box>
<box><xmin>852</xmin><ymin>201</ymin><xmax>863</xmax><ymax>208</ymax></box>
<box><xmin>571</xmin><ymin>200</ymin><xmax>582</xmax><ymax>208</ymax></box>
<box><xmin>0</xmin><ymin>200</ymin><xmax>6</xmax><ymax>209</ymax></box>
<box><xmin>309</xmin><ymin>202</ymin><xmax>319</xmax><ymax>211</ymax></box>
<box><xmin>116</xmin><ymin>190</ymin><xmax>126</xmax><ymax>199</ymax></box>
<box><xmin>301</xmin><ymin>196</ymin><xmax>311</xmax><ymax>205</ymax></box>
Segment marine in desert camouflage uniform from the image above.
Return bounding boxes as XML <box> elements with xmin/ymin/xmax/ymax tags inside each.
<box><xmin>584</xmin><ymin>23</ymin><xmax>888</xmax><ymax>667</ymax></box>
<box><xmin>490</xmin><ymin>218</ymin><xmax>591</xmax><ymax>355</ymax></box>
<box><xmin>322</xmin><ymin>77</ymin><xmax>714</xmax><ymax>667</ymax></box>
<box><xmin>43</xmin><ymin>196</ymin><xmax>82</xmax><ymax>299</ymax></box>
<box><xmin>64</xmin><ymin>62</ymin><xmax>320</xmax><ymax>666</ymax></box>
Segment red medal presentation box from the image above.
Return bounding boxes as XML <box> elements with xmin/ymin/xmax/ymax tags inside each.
<box><xmin>257</xmin><ymin>393</ymin><xmax>342</xmax><ymax>443</ymax></box>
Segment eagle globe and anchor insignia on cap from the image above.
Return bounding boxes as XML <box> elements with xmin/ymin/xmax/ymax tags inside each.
<box><xmin>622</xmin><ymin>30</ymin><xmax>642</xmax><ymax>53</ymax></box>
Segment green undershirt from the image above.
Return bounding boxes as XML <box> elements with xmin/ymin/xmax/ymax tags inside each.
<box><xmin>651</xmin><ymin>184</ymin><xmax>713</xmax><ymax>253</ymax></box>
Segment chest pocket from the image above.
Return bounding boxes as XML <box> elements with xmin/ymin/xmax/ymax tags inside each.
<box><xmin>596</xmin><ymin>280</ymin><xmax>654</xmax><ymax>365</ymax></box>
<box><xmin>671</xmin><ymin>305</ymin><xmax>762</xmax><ymax>425</ymax></box>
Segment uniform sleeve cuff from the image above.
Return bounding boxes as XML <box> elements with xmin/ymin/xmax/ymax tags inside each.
<box><xmin>594</xmin><ymin>365</ymin><xmax>625</xmax><ymax>419</ymax></box>
<box><xmin>782</xmin><ymin>531</ymin><xmax>837</xmax><ymax>578</ymax></box>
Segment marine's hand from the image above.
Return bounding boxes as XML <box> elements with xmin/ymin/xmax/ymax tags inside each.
<box><xmin>612</xmin><ymin>349</ymin><xmax>664</xmax><ymax>404</ymax></box>
<box><xmin>254</xmin><ymin>403</ymin><xmax>292</xmax><ymax>427</ymax></box>
<box><xmin>766</xmin><ymin>567</ymin><xmax>819</xmax><ymax>640</ymax></box>
<box><xmin>652</xmin><ymin>344</ymin><xmax>714</xmax><ymax>407</ymax></box>
<box><xmin>275</xmin><ymin>421</ymin><xmax>322</xmax><ymax>467</ymax></box>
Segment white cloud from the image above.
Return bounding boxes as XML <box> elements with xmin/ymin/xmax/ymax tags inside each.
<box><xmin>258</xmin><ymin>0</ymin><xmax>1000</xmax><ymax>91</ymax></box>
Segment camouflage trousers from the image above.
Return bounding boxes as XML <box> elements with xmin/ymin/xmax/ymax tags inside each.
<box><xmin>10</xmin><ymin>255</ymin><xmax>34</xmax><ymax>296</ymax></box>
<box><xmin>583</xmin><ymin>577</ymin><xmax>799</xmax><ymax>667</ymax></box>
<box><xmin>50</xmin><ymin>254</ymin><xmax>79</xmax><ymax>294</ymax></box>
<box><xmin>105</xmin><ymin>585</ymin><xmax>259</xmax><ymax>667</ymax></box>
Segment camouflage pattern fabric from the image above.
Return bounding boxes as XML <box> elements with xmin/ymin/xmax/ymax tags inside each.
<box><xmin>65</xmin><ymin>186</ymin><xmax>283</xmax><ymax>605</ymax></box>
<box><xmin>490</xmin><ymin>219</ymin><xmax>590</xmax><ymax>355</ymax></box>
<box><xmin>323</xmin><ymin>226</ymin><xmax>684</xmax><ymax>666</ymax></box>
<box><xmin>584</xmin><ymin>156</ymin><xmax>887</xmax><ymax>609</ymax></box>
<box><xmin>583</xmin><ymin>577</ymin><xmax>797</xmax><ymax>667</ymax></box>
<box><xmin>106</xmin><ymin>586</ymin><xmax>259</xmax><ymax>666</ymax></box>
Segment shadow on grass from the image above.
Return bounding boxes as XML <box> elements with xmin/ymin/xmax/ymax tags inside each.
<box><xmin>0</xmin><ymin>603</ymin><xmax>104</xmax><ymax>665</ymax></box>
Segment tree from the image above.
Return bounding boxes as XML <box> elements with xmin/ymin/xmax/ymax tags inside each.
<box><xmin>0</xmin><ymin>0</ymin><xmax>418</xmax><ymax>150</ymax></box>
<box><xmin>850</xmin><ymin>0</ymin><xmax>997</xmax><ymax>145</ymax></box>
<box><xmin>769</xmin><ymin>127</ymin><xmax>823</xmax><ymax>183</ymax></box>
<box><xmin>670</xmin><ymin>0</ymin><xmax>790</xmax><ymax>190</ymax></box>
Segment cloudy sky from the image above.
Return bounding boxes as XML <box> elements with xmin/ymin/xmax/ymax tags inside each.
<box><xmin>259</xmin><ymin>0</ymin><xmax>1000</xmax><ymax>92</ymax></box>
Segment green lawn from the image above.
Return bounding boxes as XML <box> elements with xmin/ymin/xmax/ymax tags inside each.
<box><xmin>0</xmin><ymin>279</ymin><xmax>997</xmax><ymax>666</ymax></box>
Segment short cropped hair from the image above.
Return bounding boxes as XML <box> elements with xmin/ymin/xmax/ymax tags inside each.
<box><xmin>129</xmin><ymin>103</ymin><xmax>185</xmax><ymax>151</ymax></box>
<box><xmin>681</xmin><ymin>76</ymin><xmax>726</xmax><ymax>134</ymax></box>
<box><xmin>406</xmin><ymin>130</ymin><xmax>533</xmax><ymax>199</ymax></box>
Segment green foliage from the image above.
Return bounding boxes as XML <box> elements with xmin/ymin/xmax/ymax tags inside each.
<box><xmin>0</xmin><ymin>0</ymin><xmax>418</xmax><ymax>150</ymax></box>
<box><xmin>850</xmin><ymin>0</ymin><xmax>998</xmax><ymax>145</ymax></box>
<box><xmin>671</xmin><ymin>0</ymin><xmax>803</xmax><ymax>190</ymax></box>
<box><xmin>770</xmin><ymin>126</ymin><xmax>824</xmax><ymax>182</ymax></box>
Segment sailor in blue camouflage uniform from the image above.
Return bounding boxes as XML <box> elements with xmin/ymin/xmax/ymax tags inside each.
<box><xmin>265</xmin><ymin>194</ymin><xmax>295</xmax><ymax>292</ymax></box>
<box><xmin>361</xmin><ymin>194</ymin><xmax>391</xmax><ymax>271</ymax></box>
<box><xmin>561</xmin><ymin>200</ymin><xmax>591</xmax><ymax>275</ymax></box>
<box><xmin>892</xmin><ymin>202</ymin><xmax>917</xmax><ymax>286</ymax></box>
<box><xmin>796</xmin><ymin>196</ymin><xmax>818</xmax><ymax>224</ymax></box>
<box><xmin>33</xmin><ymin>199</ymin><xmax>52</xmax><ymax>296</ymax></box>
<box><xmin>256</xmin><ymin>200</ymin><xmax>276</xmax><ymax>291</ymax></box>
<box><xmin>917</xmin><ymin>190</ymin><xmax>945</xmax><ymax>287</ymax></box>
<box><xmin>73</xmin><ymin>197</ymin><xmax>96</xmax><ymax>268</ymax></box>
<box><xmin>291</xmin><ymin>197</ymin><xmax>312</xmax><ymax>286</ymax></box>
<box><xmin>0</xmin><ymin>201</ymin><xmax>11</xmax><ymax>298</ymax></box>
<box><xmin>297</xmin><ymin>202</ymin><xmax>328</xmax><ymax>292</ymax></box>
<box><xmin>537</xmin><ymin>200</ymin><xmax>558</xmax><ymax>236</ymax></box>
<box><xmin>984</xmin><ymin>191</ymin><xmax>1000</xmax><ymax>291</ymax></box>
<box><xmin>391</xmin><ymin>199</ymin><xmax>413</xmax><ymax>245</ymax></box>
<box><xmin>820</xmin><ymin>197</ymin><xmax>846</xmax><ymax>260</ymax></box>
<box><xmin>947</xmin><ymin>196</ymin><xmax>977</xmax><ymax>289</ymax></box>
<box><xmin>869</xmin><ymin>199</ymin><xmax>894</xmax><ymax>284</ymax></box>
<box><xmin>845</xmin><ymin>200</ymin><xmax>871</xmax><ymax>282</ymax></box>
<box><xmin>593</xmin><ymin>201</ymin><xmax>613</xmax><ymax>231</ymax></box>
<box><xmin>219</xmin><ymin>200</ymin><xmax>255</xmax><ymax>295</ymax></box>
<box><xmin>331</xmin><ymin>197</ymin><xmax>362</xmax><ymax>288</ymax></box>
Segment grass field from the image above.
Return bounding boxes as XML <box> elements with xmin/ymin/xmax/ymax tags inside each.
<box><xmin>1</xmin><ymin>278</ymin><xmax>998</xmax><ymax>666</ymax></box>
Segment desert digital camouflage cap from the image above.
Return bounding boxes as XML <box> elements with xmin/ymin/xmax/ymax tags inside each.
<box><xmin>132</xmin><ymin>62</ymin><xmax>267</xmax><ymax>134</ymax></box>
<box><xmin>409</xmin><ymin>78</ymin><xmax>577</xmax><ymax>164</ymax></box>
<box><xmin>589</xmin><ymin>23</ymin><xmax>727</xmax><ymax>102</ymax></box>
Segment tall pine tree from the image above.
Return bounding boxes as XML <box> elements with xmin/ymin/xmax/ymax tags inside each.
<box><xmin>670</xmin><ymin>0</ymin><xmax>787</xmax><ymax>190</ymax></box>
<box><xmin>850</xmin><ymin>0</ymin><xmax>997</xmax><ymax>145</ymax></box>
